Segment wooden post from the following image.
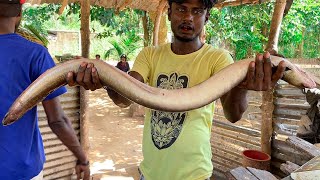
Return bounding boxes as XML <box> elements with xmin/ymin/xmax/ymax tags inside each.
<box><xmin>152</xmin><ymin>0</ymin><xmax>167</xmax><ymax>46</ymax></box>
<box><xmin>261</xmin><ymin>90</ymin><xmax>274</xmax><ymax>155</ymax></box>
<box><xmin>79</xmin><ymin>0</ymin><xmax>90</xmax><ymax>154</ymax></box>
<box><xmin>261</xmin><ymin>0</ymin><xmax>286</xmax><ymax>155</ymax></box>
<box><xmin>214</xmin><ymin>0</ymin><xmax>270</xmax><ymax>9</ymax></box>
<box><xmin>265</xmin><ymin>0</ymin><xmax>287</xmax><ymax>53</ymax></box>
<box><xmin>59</xmin><ymin>0</ymin><xmax>68</xmax><ymax>15</ymax></box>
<box><xmin>142</xmin><ymin>11</ymin><xmax>150</xmax><ymax>47</ymax></box>
<box><xmin>80</xmin><ymin>0</ymin><xmax>90</xmax><ymax>58</ymax></box>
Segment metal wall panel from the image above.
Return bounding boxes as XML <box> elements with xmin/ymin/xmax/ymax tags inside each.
<box><xmin>211</xmin><ymin>60</ymin><xmax>319</xmax><ymax>179</ymax></box>
<box><xmin>38</xmin><ymin>86</ymin><xmax>80</xmax><ymax>179</ymax></box>
<box><xmin>272</xmin><ymin>64</ymin><xmax>320</xmax><ymax>177</ymax></box>
<box><xmin>212</xmin><ymin>91</ymin><xmax>263</xmax><ymax>179</ymax></box>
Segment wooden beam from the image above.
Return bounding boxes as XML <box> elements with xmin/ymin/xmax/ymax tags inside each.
<box><xmin>58</xmin><ymin>0</ymin><xmax>68</xmax><ymax>15</ymax></box>
<box><xmin>283</xmin><ymin>0</ymin><xmax>294</xmax><ymax>18</ymax></box>
<box><xmin>260</xmin><ymin>90</ymin><xmax>274</xmax><ymax>155</ymax></box>
<box><xmin>142</xmin><ymin>11</ymin><xmax>150</xmax><ymax>47</ymax></box>
<box><xmin>227</xmin><ymin>166</ymin><xmax>259</xmax><ymax>180</ymax></box>
<box><xmin>152</xmin><ymin>0</ymin><xmax>167</xmax><ymax>46</ymax></box>
<box><xmin>80</xmin><ymin>0</ymin><xmax>90</xmax><ymax>58</ymax></box>
<box><xmin>214</xmin><ymin>0</ymin><xmax>270</xmax><ymax>9</ymax></box>
<box><xmin>286</xmin><ymin>136</ymin><xmax>320</xmax><ymax>158</ymax></box>
<box><xmin>280</xmin><ymin>161</ymin><xmax>300</xmax><ymax>175</ymax></box>
<box><xmin>79</xmin><ymin>0</ymin><xmax>90</xmax><ymax>155</ymax></box>
<box><xmin>247</xmin><ymin>167</ymin><xmax>278</xmax><ymax>180</ymax></box>
<box><xmin>261</xmin><ymin>0</ymin><xmax>287</xmax><ymax>155</ymax></box>
<box><xmin>265</xmin><ymin>0</ymin><xmax>287</xmax><ymax>53</ymax></box>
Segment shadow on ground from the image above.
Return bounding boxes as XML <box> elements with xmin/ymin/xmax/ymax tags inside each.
<box><xmin>88</xmin><ymin>89</ymin><xmax>144</xmax><ymax>180</ymax></box>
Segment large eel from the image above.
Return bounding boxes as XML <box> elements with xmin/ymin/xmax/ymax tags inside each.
<box><xmin>2</xmin><ymin>56</ymin><xmax>320</xmax><ymax>125</ymax></box>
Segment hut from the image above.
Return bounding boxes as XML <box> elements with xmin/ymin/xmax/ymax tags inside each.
<box><xmin>24</xmin><ymin>0</ymin><xmax>319</xmax><ymax>179</ymax></box>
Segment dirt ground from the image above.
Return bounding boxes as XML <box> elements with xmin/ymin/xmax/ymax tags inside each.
<box><xmin>87</xmin><ymin>89</ymin><xmax>144</xmax><ymax>180</ymax></box>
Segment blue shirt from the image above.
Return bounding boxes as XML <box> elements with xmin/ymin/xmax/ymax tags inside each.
<box><xmin>0</xmin><ymin>34</ymin><xmax>67</xmax><ymax>179</ymax></box>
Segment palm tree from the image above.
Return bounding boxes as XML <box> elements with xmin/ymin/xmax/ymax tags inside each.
<box><xmin>16</xmin><ymin>24</ymin><xmax>49</xmax><ymax>47</ymax></box>
<box><xmin>104</xmin><ymin>32</ymin><xmax>143</xmax><ymax>60</ymax></box>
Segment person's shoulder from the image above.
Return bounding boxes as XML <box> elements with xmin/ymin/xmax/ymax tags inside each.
<box><xmin>141</xmin><ymin>43</ymin><xmax>169</xmax><ymax>52</ymax></box>
<box><xmin>202</xmin><ymin>45</ymin><xmax>234</xmax><ymax>64</ymax></box>
<box><xmin>203</xmin><ymin>44</ymin><xmax>231</xmax><ymax>55</ymax></box>
<box><xmin>15</xmin><ymin>34</ymin><xmax>47</xmax><ymax>51</ymax></box>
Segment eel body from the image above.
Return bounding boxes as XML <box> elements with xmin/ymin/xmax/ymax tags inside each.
<box><xmin>2</xmin><ymin>56</ymin><xmax>319</xmax><ymax>125</ymax></box>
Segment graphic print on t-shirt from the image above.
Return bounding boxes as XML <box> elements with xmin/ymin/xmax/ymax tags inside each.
<box><xmin>151</xmin><ymin>72</ymin><xmax>188</xmax><ymax>149</ymax></box>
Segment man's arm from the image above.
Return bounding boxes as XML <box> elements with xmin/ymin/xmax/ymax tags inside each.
<box><xmin>106</xmin><ymin>71</ymin><xmax>144</xmax><ymax>107</ymax></box>
<box><xmin>42</xmin><ymin>97</ymin><xmax>90</xmax><ymax>180</ymax></box>
<box><xmin>66</xmin><ymin>62</ymin><xmax>144</xmax><ymax>108</ymax></box>
<box><xmin>220</xmin><ymin>87</ymin><xmax>248</xmax><ymax>123</ymax></box>
<box><xmin>221</xmin><ymin>52</ymin><xmax>286</xmax><ymax>123</ymax></box>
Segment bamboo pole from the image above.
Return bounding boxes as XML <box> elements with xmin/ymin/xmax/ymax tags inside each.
<box><xmin>265</xmin><ymin>0</ymin><xmax>287</xmax><ymax>53</ymax></box>
<box><xmin>261</xmin><ymin>0</ymin><xmax>287</xmax><ymax>155</ymax></box>
<box><xmin>80</xmin><ymin>0</ymin><xmax>90</xmax><ymax>58</ymax></box>
<box><xmin>59</xmin><ymin>0</ymin><xmax>68</xmax><ymax>15</ymax></box>
<box><xmin>79</xmin><ymin>0</ymin><xmax>90</xmax><ymax>154</ymax></box>
<box><xmin>214</xmin><ymin>0</ymin><xmax>270</xmax><ymax>9</ymax></box>
<box><xmin>142</xmin><ymin>11</ymin><xmax>150</xmax><ymax>47</ymax></box>
<box><xmin>152</xmin><ymin>0</ymin><xmax>167</xmax><ymax>46</ymax></box>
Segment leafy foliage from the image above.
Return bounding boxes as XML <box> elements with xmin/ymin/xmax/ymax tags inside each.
<box><xmin>279</xmin><ymin>0</ymin><xmax>320</xmax><ymax>58</ymax></box>
<box><xmin>22</xmin><ymin>4</ymin><xmax>60</xmax><ymax>34</ymax></box>
<box><xmin>206</xmin><ymin>0</ymin><xmax>319</xmax><ymax>60</ymax></box>
<box><xmin>208</xmin><ymin>3</ymin><xmax>274</xmax><ymax>60</ymax></box>
<box><xmin>104</xmin><ymin>31</ymin><xmax>143</xmax><ymax>60</ymax></box>
<box><xmin>22</xmin><ymin>1</ymin><xmax>319</xmax><ymax>60</ymax></box>
<box><xmin>23</xmin><ymin>24</ymin><xmax>49</xmax><ymax>47</ymax></box>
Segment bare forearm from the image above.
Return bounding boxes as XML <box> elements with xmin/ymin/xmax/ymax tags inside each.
<box><xmin>49</xmin><ymin>118</ymin><xmax>88</xmax><ymax>163</ymax></box>
<box><xmin>106</xmin><ymin>87</ymin><xmax>132</xmax><ymax>108</ymax></box>
<box><xmin>221</xmin><ymin>87</ymin><xmax>248</xmax><ymax>123</ymax></box>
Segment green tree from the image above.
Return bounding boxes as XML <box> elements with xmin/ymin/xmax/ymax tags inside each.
<box><xmin>206</xmin><ymin>0</ymin><xmax>319</xmax><ymax>60</ymax></box>
<box><xmin>279</xmin><ymin>0</ymin><xmax>320</xmax><ymax>58</ymax></box>
<box><xmin>104</xmin><ymin>31</ymin><xmax>143</xmax><ymax>60</ymax></box>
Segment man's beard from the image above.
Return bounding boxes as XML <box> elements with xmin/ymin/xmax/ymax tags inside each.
<box><xmin>175</xmin><ymin>31</ymin><xmax>201</xmax><ymax>42</ymax></box>
<box><xmin>175</xmin><ymin>35</ymin><xmax>194</xmax><ymax>42</ymax></box>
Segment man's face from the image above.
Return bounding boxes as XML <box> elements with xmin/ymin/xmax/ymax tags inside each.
<box><xmin>168</xmin><ymin>0</ymin><xmax>209</xmax><ymax>42</ymax></box>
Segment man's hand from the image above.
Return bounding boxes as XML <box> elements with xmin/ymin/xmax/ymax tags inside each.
<box><xmin>75</xmin><ymin>163</ymin><xmax>90</xmax><ymax>180</ymax></box>
<box><xmin>66</xmin><ymin>62</ymin><xmax>103</xmax><ymax>91</ymax></box>
<box><xmin>238</xmin><ymin>52</ymin><xmax>286</xmax><ymax>91</ymax></box>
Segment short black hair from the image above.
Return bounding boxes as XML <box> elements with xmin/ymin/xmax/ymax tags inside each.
<box><xmin>167</xmin><ymin>0</ymin><xmax>218</xmax><ymax>10</ymax></box>
<box><xmin>0</xmin><ymin>0</ymin><xmax>22</xmax><ymax>17</ymax></box>
<box><xmin>120</xmin><ymin>54</ymin><xmax>127</xmax><ymax>59</ymax></box>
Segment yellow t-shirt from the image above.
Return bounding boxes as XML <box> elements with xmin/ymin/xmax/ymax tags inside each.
<box><xmin>131</xmin><ymin>43</ymin><xmax>233</xmax><ymax>180</ymax></box>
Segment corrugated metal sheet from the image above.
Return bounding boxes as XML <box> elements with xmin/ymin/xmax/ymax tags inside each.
<box><xmin>211</xmin><ymin>60</ymin><xmax>319</xmax><ymax>179</ymax></box>
<box><xmin>272</xmin><ymin>63</ymin><xmax>320</xmax><ymax>177</ymax></box>
<box><xmin>38</xmin><ymin>86</ymin><xmax>80</xmax><ymax>179</ymax></box>
<box><xmin>212</xmin><ymin>91</ymin><xmax>263</xmax><ymax>179</ymax></box>
<box><xmin>272</xmin><ymin>81</ymin><xmax>309</xmax><ymax>177</ymax></box>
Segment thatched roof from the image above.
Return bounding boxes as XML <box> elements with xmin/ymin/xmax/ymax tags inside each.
<box><xmin>27</xmin><ymin>0</ymin><xmax>269</xmax><ymax>12</ymax></box>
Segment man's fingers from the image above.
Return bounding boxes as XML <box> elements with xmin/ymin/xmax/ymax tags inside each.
<box><xmin>271</xmin><ymin>60</ymin><xmax>286</xmax><ymax>86</ymax></box>
<box><xmin>76</xmin><ymin>167</ymin><xmax>81</xmax><ymax>180</ymax></box>
<box><xmin>263</xmin><ymin>52</ymin><xmax>272</xmax><ymax>90</ymax></box>
<box><xmin>66</xmin><ymin>72</ymin><xmax>77</xmax><ymax>86</ymax></box>
<box><xmin>92</xmin><ymin>67</ymin><xmax>103</xmax><ymax>89</ymax></box>
<box><xmin>83</xmin><ymin>169</ymin><xmax>91</xmax><ymax>180</ymax></box>
<box><xmin>76</xmin><ymin>62</ymin><xmax>88</xmax><ymax>89</ymax></box>
<box><xmin>247</xmin><ymin>61</ymin><xmax>256</xmax><ymax>89</ymax></box>
<box><xmin>83</xmin><ymin>63</ymin><xmax>95</xmax><ymax>90</ymax></box>
<box><xmin>255</xmin><ymin>54</ymin><xmax>264</xmax><ymax>90</ymax></box>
